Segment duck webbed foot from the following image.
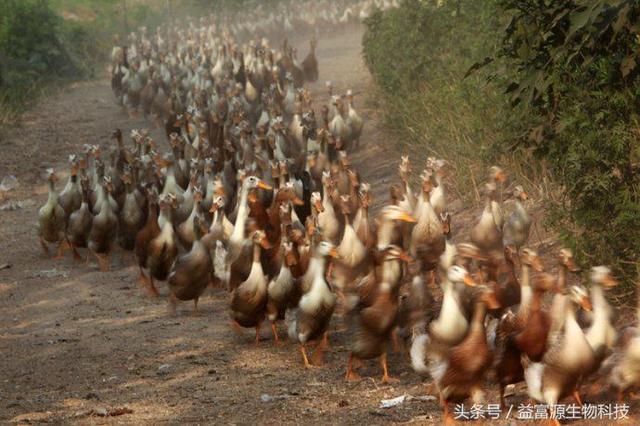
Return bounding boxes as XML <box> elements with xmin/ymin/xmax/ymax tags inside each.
<box><xmin>345</xmin><ymin>353</ymin><xmax>362</xmax><ymax>381</ymax></box>
<box><xmin>379</xmin><ymin>352</ymin><xmax>399</xmax><ymax>384</ymax></box>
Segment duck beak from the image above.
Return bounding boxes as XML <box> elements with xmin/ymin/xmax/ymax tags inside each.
<box><xmin>257</xmin><ymin>181</ymin><xmax>272</xmax><ymax>191</ymax></box>
<box><xmin>328</xmin><ymin>248</ymin><xmax>340</xmax><ymax>259</ymax></box>
<box><xmin>496</xmin><ymin>171</ymin><xmax>507</xmax><ymax>183</ymax></box>
<box><xmin>580</xmin><ymin>297</ymin><xmax>593</xmax><ymax>312</ymax></box>
<box><xmin>566</xmin><ymin>258</ymin><xmax>581</xmax><ymax>273</ymax></box>
<box><xmin>532</xmin><ymin>257</ymin><xmax>544</xmax><ymax>272</ymax></box>
<box><xmin>293</xmin><ymin>196</ymin><xmax>304</xmax><ymax>206</ymax></box>
<box><xmin>260</xmin><ymin>239</ymin><xmax>273</xmax><ymax>250</ymax></box>
<box><xmin>315</xmin><ymin>201</ymin><xmax>325</xmax><ymax>212</ymax></box>
<box><xmin>485</xmin><ymin>291</ymin><xmax>501</xmax><ymax>310</ymax></box>
<box><xmin>400</xmin><ymin>212</ymin><xmax>417</xmax><ymax>223</ymax></box>
<box><xmin>209</xmin><ymin>204</ymin><xmax>219</xmax><ymax>213</ymax></box>
<box><xmin>603</xmin><ymin>275</ymin><xmax>618</xmax><ymax>288</ymax></box>
<box><xmin>520</xmin><ymin>191</ymin><xmax>529</xmax><ymax>201</ymax></box>
<box><xmin>463</xmin><ymin>273</ymin><xmax>477</xmax><ymax>287</ymax></box>
<box><xmin>399</xmin><ymin>251</ymin><xmax>414</xmax><ymax>263</ymax></box>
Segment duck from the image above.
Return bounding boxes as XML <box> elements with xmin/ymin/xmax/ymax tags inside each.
<box><xmin>87</xmin><ymin>176</ymin><xmax>118</xmax><ymax>271</ymax></box>
<box><xmin>226</xmin><ymin>175</ymin><xmax>273</xmax><ymax>290</ymax></box>
<box><xmin>58</xmin><ymin>155</ymin><xmax>83</xmax><ymax>221</ymax></box>
<box><xmin>522</xmin><ymin>285</ymin><xmax>595</xmax><ymax>419</ymax></box>
<box><xmin>428</xmin><ymin>158</ymin><xmax>447</xmax><ymax>216</ymax></box>
<box><xmin>333</xmin><ymin>195</ymin><xmax>367</xmax><ymax>291</ymax></box>
<box><xmin>409</xmin><ymin>171</ymin><xmax>445</xmax><ymax>279</ymax></box>
<box><xmin>177</xmin><ymin>186</ymin><xmax>205</xmax><ymax>250</ymax></box>
<box><xmin>415</xmin><ymin>284</ymin><xmax>500</xmax><ymax>425</ymax></box>
<box><xmin>38</xmin><ymin>169</ymin><xmax>67</xmax><ymax>259</ymax></box>
<box><xmin>202</xmin><ymin>195</ymin><xmax>230</xmax><ymax>290</ymax></box>
<box><xmin>117</xmin><ymin>167</ymin><xmax>146</xmax><ymax>250</ymax></box>
<box><xmin>438</xmin><ymin>212</ymin><xmax>456</xmax><ymax>273</ymax></box>
<box><xmin>584</xmin><ymin>266</ymin><xmax>618</xmax><ymax>377</ymax></box>
<box><xmin>67</xmin><ymin>176</ymin><xmax>93</xmax><ymax>261</ymax></box>
<box><xmin>345</xmin><ymin>90</ymin><xmax>363</xmax><ymax>150</ymax></box>
<box><xmin>316</xmin><ymin>172</ymin><xmax>340</xmax><ymax>244</ymax></box>
<box><xmin>502</xmin><ymin>185</ymin><xmax>531</xmax><ymax>257</ymax></box>
<box><xmin>266</xmin><ymin>238</ymin><xmax>300</xmax><ymax>343</ymax></box>
<box><xmin>168</xmin><ymin>216</ymin><xmax>212</xmax><ymax>315</ymax></box>
<box><xmin>494</xmin><ymin>270</ymin><xmax>554</xmax><ymax>407</ymax></box>
<box><xmin>345</xmin><ymin>245</ymin><xmax>413</xmax><ymax>383</ymax></box>
<box><xmin>470</xmin><ymin>183</ymin><xmax>503</xmax><ymax>255</ymax></box>
<box><xmin>287</xmin><ymin>241</ymin><xmax>339</xmax><ymax>367</ymax></box>
<box><xmin>610</xmin><ymin>284</ymin><xmax>640</xmax><ymax>402</ymax></box>
<box><xmin>489</xmin><ymin>166</ymin><xmax>507</xmax><ymax>230</ymax></box>
<box><xmin>230</xmin><ymin>230</ymin><xmax>272</xmax><ymax>344</ymax></box>
<box><xmin>134</xmin><ymin>188</ymin><xmax>161</xmax><ymax>290</ymax></box>
<box><xmin>301</xmin><ymin>37</ymin><xmax>318</xmax><ymax>83</ymax></box>
<box><xmin>353</xmin><ymin>183</ymin><xmax>373</xmax><ymax>247</ymax></box>
<box><xmin>147</xmin><ymin>194</ymin><xmax>179</xmax><ymax>295</ymax></box>
<box><xmin>376</xmin><ymin>205</ymin><xmax>417</xmax><ymax>250</ymax></box>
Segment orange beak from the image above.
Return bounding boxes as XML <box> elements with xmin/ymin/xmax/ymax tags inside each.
<box><xmin>496</xmin><ymin>171</ymin><xmax>507</xmax><ymax>183</ymax></box>
<box><xmin>260</xmin><ymin>238</ymin><xmax>273</xmax><ymax>250</ymax></box>
<box><xmin>328</xmin><ymin>248</ymin><xmax>340</xmax><ymax>259</ymax></box>
<box><xmin>520</xmin><ymin>191</ymin><xmax>529</xmax><ymax>201</ymax></box>
<box><xmin>603</xmin><ymin>275</ymin><xmax>618</xmax><ymax>288</ymax></box>
<box><xmin>463</xmin><ymin>273</ymin><xmax>477</xmax><ymax>287</ymax></box>
<box><xmin>580</xmin><ymin>297</ymin><xmax>593</xmax><ymax>312</ymax></box>
<box><xmin>399</xmin><ymin>251</ymin><xmax>414</xmax><ymax>264</ymax></box>
<box><xmin>532</xmin><ymin>257</ymin><xmax>544</xmax><ymax>272</ymax></box>
<box><xmin>293</xmin><ymin>196</ymin><xmax>304</xmax><ymax>206</ymax></box>
<box><xmin>257</xmin><ymin>181</ymin><xmax>272</xmax><ymax>191</ymax></box>
<box><xmin>400</xmin><ymin>212</ymin><xmax>417</xmax><ymax>223</ymax></box>
<box><xmin>485</xmin><ymin>291</ymin><xmax>501</xmax><ymax>310</ymax></box>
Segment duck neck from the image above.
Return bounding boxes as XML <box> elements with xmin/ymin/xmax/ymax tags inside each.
<box><xmin>376</xmin><ymin>218</ymin><xmax>394</xmax><ymax>250</ymax></box>
<box><xmin>471</xmin><ymin>300</ymin><xmax>487</xmax><ymax>332</ymax></box>
<box><xmin>252</xmin><ymin>241</ymin><xmax>262</xmax><ymax>263</ymax></box>
<box><xmin>590</xmin><ymin>284</ymin><xmax>607</xmax><ymax>317</ymax></box>
<box><xmin>231</xmin><ymin>184</ymin><xmax>250</xmax><ymax>242</ymax></box>
<box><xmin>558</xmin><ymin>265</ymin><xmax>567</xmax><ymax>293</ymax></box>
<box><xmin>47</xmin><ymin>180</ymin><xmax>58</xmax><ymax>204</ymax></box>
<box><xmin>521</xmin><ymin>263</ymin><xmax>532</xmax><ymax>310</ymax></box>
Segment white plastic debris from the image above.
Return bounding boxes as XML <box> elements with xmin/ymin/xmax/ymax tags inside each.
<box><xmin>379</xmin><ymin>394</ymin><xmax>437</xmax><ymax>409</ymax></box>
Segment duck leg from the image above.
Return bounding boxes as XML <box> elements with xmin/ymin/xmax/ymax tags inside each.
<box><xmin>441</xmin><ymin>396</ymin><xmax>455</xmax><ymax>425</ymax></box>
<box><xmin>345</xmin><ymin>353</ymin><xmax>361</xmax><ymax>381</ymax></box>
<box><xmin>300</xmin><ymin>343</ymin><xmax>313</xmax><ymax>368</ymax></box>
<box><xmin>148</xmin><ymin>277</ymin><xmax>159</xmax><ymax>297</ymax></box>
<box><xmin>193</xmin><ymin>297</ymin><xmax>200</xmax><ymax>315</ymax></box>
<box><xmin>54</xmin><ymin>238</ymin><xmax>71</xmax><ymax>260</ymax></box>
<box><xmin>137</xmin><ymin>267</ymin><xmax>150</xmax><ymax>286</ymax></box>
<box><xmin>91</xmin><ymin>250</ymin><xmax>110</xmax><ymax>272</ymax></box>
<box><xmin>270</xmin><ymin>322</ymin><xmax>280</xmax><ymax>344</ymax></box>
<box><xmin>71</xmin><ymin>243</ymin><xmax>83</xmax><ymax>262</ymax></box>
<box><xmin>168</xmin><ymin>293</ymin><xmax>178</xmax><ymax>316</ymax></box>
<box><xmin>40</xmin><ymin>237</ymin><xmax>50</xmax><ymax>257</ymax></box>
<box><xmin>572</xmin><ymin>388</ymin><xmax>583</xmax><ymax>407</ymax></box>
<box><xmin>254</xmin><ymin>322</ymin><xmax>262</xmax><ymax>346</ymax></box>
<box><xmin>499</xmin><ymin>384</ymin><xmax>506</xmax><ymax>409</ymax></box>
<box><xmin>311</xmin><ymin>332</ymin><xmax>329</xmax><ymax>365</ymax></box>
<box><xmin>391</xmin><ymin>329</ymin><xmax>402</xmax><ymax>353</ymax></box>
<box><xmin>379</xmin><ymin>351</ymin><xmax>399</xmax><ymax>384</ymax></box>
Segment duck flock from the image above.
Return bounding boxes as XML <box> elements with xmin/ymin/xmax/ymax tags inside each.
<box><xmin>36</xmin><ymin>1</ymin><xmax>640</xmax><ymax>423</ymax></box>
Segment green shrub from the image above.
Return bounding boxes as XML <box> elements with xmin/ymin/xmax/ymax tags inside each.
<box><xmin>362</xmin><ymin>0</ymin><xmax>509</xmax><ymax>200</ymax></box>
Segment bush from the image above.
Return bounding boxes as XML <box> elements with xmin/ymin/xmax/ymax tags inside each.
<box><xmin>364</xmin><ymin>0</ymin><xmax>640</xmax><ymax>291</ymax></box>
<box><xmin>362</xmin><ymin>0</ymin><xmax>509</xmax><ymax>200</ymax></box>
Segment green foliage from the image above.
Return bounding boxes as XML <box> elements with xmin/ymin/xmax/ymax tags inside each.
<box><xmin>362</xmin><ymin>0</ymin><xmax>509</xmax><ymax>200</ymax></box>
<box><xmin>364</xmin><ymin>0</ymin><xmax>640</xmax><ymax>290</ymax></box>
<box><xmin>486</xmin><ymin>0</ymin><xmax>640</xmax><ymax>287</ymax></box>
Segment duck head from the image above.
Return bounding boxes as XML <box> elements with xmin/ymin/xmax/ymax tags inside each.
<box><xmin>447</xmin><ymin>265</ymin><xmax>476</xmax><ymax>287</ymax></box>
<box><xmin>590</xmin><ymin>266</ymin><xmax>617</xmax><ymax>288</ymax></box>
<box><xmin>521</xmin><ymin>248</ymin><xmax>543</xmax><ymax>272</ymax></box>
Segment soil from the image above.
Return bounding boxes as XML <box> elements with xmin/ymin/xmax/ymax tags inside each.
<box><xmin>0</xmin><ymin>25</ymin><xmax>637</xmax><ymax>425</ymax></box>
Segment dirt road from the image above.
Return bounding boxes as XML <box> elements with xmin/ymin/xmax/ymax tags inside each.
<box><xmin>1</xmin><ymin>25</ymin><xmax>636</xmax><ymax>426</ymax></box>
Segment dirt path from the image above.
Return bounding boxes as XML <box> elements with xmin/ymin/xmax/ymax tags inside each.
<box><xmin>1</xmin><ymin>25</ymin><xmax>637</xmax><ymax>426</ymax></box>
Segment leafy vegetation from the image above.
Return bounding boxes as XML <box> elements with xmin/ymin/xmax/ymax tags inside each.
<box><xmin>362</xmin><ymin>0</ymin><xmax>509</xmax><ymax>200</ymax></box>
<box><xmin>363</xmin><ymin>0</ymin><xmax>640</xmax><ymax>290</ymax></box>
